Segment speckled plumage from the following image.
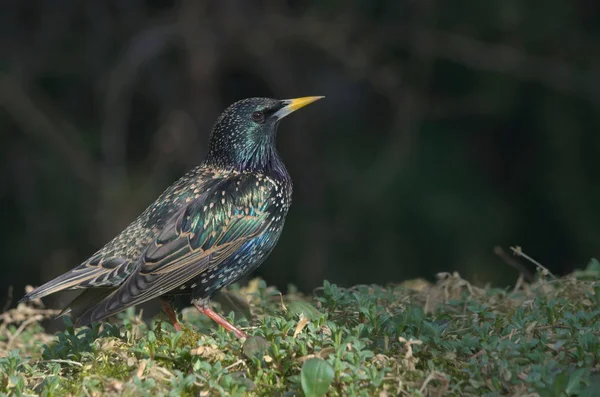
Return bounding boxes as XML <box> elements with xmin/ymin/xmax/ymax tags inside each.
<box><xmin>21</xmin><ymin>96</ymin><xmax>322</xmax><ymax>335</ymax></box>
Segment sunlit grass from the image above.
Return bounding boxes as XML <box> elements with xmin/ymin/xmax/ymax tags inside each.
<box><xmin>2</xmin><ymin>259</ymin><xmax>600</xmax><ymax>396</ymax></box>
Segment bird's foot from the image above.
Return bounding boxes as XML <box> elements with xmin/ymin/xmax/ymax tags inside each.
<box><xmin>172</xmin><ymin>321</ymin><xmax>183</xmax><ymax>332</ymax></box>
<box><xmin>194</xmin><ymin>303</ymin><xmax>248</xmax><ymax>339</ymax></box>
<box><xmin>160</xmin><ymin>299</ymin><xmax>183</xmax><ymax>332</ymax></box>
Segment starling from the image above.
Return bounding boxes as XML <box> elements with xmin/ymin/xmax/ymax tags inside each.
<box><xmin>20</xmin><ymin>96</ymin><xmax>324</xmax><ymax>339</ymax></box>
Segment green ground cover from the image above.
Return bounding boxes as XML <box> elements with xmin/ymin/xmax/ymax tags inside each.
<box><xmin>2</xmin><ymin>259</ymin><xmax>600</xmax><ymax>396</ymax></box>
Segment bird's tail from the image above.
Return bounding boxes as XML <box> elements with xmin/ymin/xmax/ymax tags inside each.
<box><xmin>20</xmin><ymin>268</ymin><xmax>105</xmax><ymax>303</ymax></box>
<box><xmin>56</xmin><ymin>288</ymin><xmax>115</xmax><ymax>321</ymax></box>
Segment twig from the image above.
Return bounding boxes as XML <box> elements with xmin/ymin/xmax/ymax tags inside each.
<box><xmin>39</xmin><ymin>359</ymin><xmax>84</xmax><ymax>367</ymax></box>
<box><xmin>419</xmin><ymin>371</ymin><xmax>447</xmax><ymax>394</ymax></box>
<box><xmin>510</xmin><ymin>246</ymin><xmax>557</xmax><ymax>279</ymax></box>
<box><xmin>513</xmin><ymin>274</ymin><xmax>525</xmax><ymax>294</ymax></box>
<box><xmin>445</xmin><ymin>326</ymin><xmax>472</xmax><ymax>335</ymax></box>
<box><xmin>468</xmin><ymin>349</ymin><xmax>487</xmax><ymax>360</ymax></box>
<box><xmin>225</xmin><ymin>359</ymin><xmax>245</xmax><ymax>371</ymax></box>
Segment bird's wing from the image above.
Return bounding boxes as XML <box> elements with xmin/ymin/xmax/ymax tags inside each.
<box><xmin>75</xmin><ymin>173</ymin><xmax>276</xmax><ymax>326</ymax></box>
<box><xmin>20</xmin><ymin>168</ymin><xmax>221</xmax><ymax>303</ymax></box>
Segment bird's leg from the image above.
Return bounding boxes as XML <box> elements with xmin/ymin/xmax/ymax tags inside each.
<box><xmin>160</xmin><ymin>298</ymin><xmax>182</xmax><ymax>332</ymax></box>
<box><xmin>193</xmin><ymin>303</ymin><xmax>248</xmax><ymax>339</ymax></box>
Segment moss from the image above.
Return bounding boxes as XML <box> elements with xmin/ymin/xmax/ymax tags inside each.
<box><xmin>2</xmin><ymin>259</ymin><xmax>600</xmax><ymax>395</ymax></box>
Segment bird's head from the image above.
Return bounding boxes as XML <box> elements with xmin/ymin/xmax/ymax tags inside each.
<box><xmin>204</xmin><ymin>96</ymin><xmax>324</xmax><ymax>172</ymax></box>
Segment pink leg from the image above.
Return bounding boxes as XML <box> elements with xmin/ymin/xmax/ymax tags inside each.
<box><xmin>160</xmin><ymin>299</ymin><xmax>183</xmax><ymax>332</ymax></box>
<box><xmin>194</xmin><ymin>303</ymin><xmax>248</xmax><ymax>339</ymax></box>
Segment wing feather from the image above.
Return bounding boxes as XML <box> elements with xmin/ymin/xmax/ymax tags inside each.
<box><xmin>19</xmin><ymin>167</ymin><xmax>221</xmax><ymax>304</ymax></box>
<box><xmin>75</xmin><ymin>173</ymin><xmax>275</xmax><ymax>326</ymax></box>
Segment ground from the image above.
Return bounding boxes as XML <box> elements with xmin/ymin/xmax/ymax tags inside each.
<box><xmin>1</xmin><ymin>259</ymin><xmax>600</xmax><ymax>396</ymax></box>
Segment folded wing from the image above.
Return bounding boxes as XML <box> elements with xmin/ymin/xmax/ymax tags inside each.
<box><xmin>75</xmin><ymin>173</ymin><xmax>274</xmax><ymax>326</ymax></box>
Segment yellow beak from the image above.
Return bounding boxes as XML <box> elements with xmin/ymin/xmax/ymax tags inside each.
<box><xmin>274</xmin><ymin>96</ymin><xmax>325</xmax><ymax>119</ymax></box>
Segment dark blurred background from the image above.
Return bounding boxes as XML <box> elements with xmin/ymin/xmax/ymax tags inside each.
<box><xmin>1</xmin><ymin>0</ymin><xmax>599</xmax><ymax>309</ymax></box>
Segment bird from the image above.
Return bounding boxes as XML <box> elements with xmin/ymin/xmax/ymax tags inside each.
<box><xmin>20</xmin><ymin>96</ymin><xmax>324</xmax><ymax>339</ymax></box>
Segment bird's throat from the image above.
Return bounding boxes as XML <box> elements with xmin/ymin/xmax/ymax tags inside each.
<box><xmin>204</xmin><ymin>142</ymin><xmax>289</xmax><ymax>182</ymax></box>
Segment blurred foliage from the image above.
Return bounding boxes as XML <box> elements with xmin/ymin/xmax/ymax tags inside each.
<box><xmin>1</xmin><ymin>0</ymin><xmax>599</xmax><ymax>306</ymax></box>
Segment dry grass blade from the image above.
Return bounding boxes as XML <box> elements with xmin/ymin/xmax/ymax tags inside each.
<box><xmin>293</xmin><ymin>315</ymin><xmax>309</xmax><ymax>338</ymax></box>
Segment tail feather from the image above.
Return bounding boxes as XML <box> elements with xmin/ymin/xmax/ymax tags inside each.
<box><xmin>21</xmin><ymin>257</ymin><xmax>131</xmax><ymax>303</ymax></box>
<box><xmin>20</xmin><ymin>268</ymin><xmax>106</xmax><ymax>302</ymax></box>
<box><xmin>56</xmin><ymin>288</ymin><xmax>116</xmax><ymax>321</ymax></box>
<box><xmin>75</xmin><ymin>289</ymin><xmax>125</xmax><ymax>327</ymax></box>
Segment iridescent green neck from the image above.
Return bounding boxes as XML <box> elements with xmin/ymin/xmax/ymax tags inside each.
<box><xmin>203</xmin><ymin>128</ymin><xmax>288</xmax><ymax>180</ymax></box>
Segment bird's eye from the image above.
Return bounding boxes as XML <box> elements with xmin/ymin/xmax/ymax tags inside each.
<box><xmin>251</xmin><ymin>111</ymin><xmax>265</xmax><ymax>123</ymax></box>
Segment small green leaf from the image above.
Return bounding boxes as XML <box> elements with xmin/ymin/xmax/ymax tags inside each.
<box><xmin>287</xmin><ymin>301</ymin><xmax>321</xmax><ymax>320</ymax></box>
<box><xmin>580</xmin><ymin>375</ymin><xmax>600</xmax><ymax>397</ymax></box>
<box><xmin>586</xmin><ymin>258</ymin><xmax>600</xmax><ymax>273</ymax></box>
<box><xmin>301</xmin><ymin>358</ymin><xmax>334</xmax><ymax>397</ymax></box>
<box><xmin>214</xmin><ymin>290</ymin><xmax>252</xmax><ymax>320</ymax></box>
<box><xmin>242</xmin><ymin>336</ymin><xmax>270</xmax><ymax>359</ymax></box>
<box><xmin>566</xmin><ymin>368</ymin><xmax>586</xmax><ymax>395</ymax></box>
<box><xmin>574</xmin><ymin>258</ymin><xmax>600</xmax><ymax>280</ymax></box>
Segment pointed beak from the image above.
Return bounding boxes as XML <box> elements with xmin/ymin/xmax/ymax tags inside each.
<box><xmin>274</xmin><ymin>96</ymin><xmax>325</xmax><ymax>120</ymax></box>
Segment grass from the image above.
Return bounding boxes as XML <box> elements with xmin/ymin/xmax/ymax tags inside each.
<box><xmin>1</xmin><ymin>258</ymin><xmax>600</xmax><ymax>396</ymax></box>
